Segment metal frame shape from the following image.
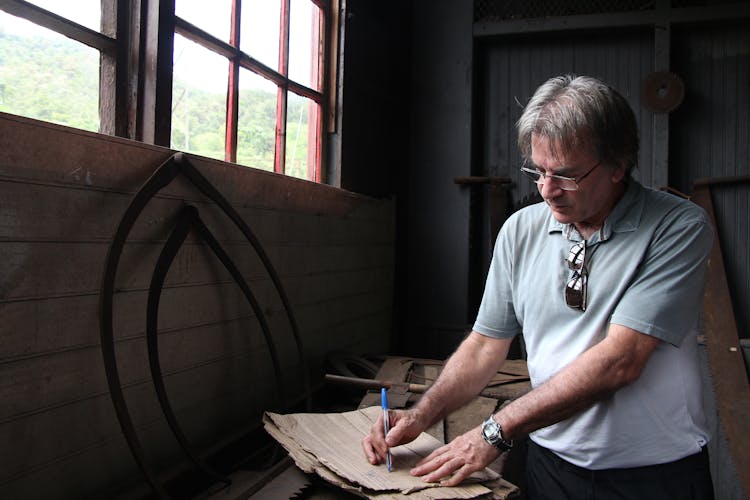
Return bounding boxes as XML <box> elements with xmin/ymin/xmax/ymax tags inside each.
<box><xmin>146</xmin><ymin>204</ymin><xmax>285</xmax><ymax>488</ymax></box>
<box><xmin>99</xmin><ymin>153</ymin><xmax>311</xmax><ymax>497</ymax></box>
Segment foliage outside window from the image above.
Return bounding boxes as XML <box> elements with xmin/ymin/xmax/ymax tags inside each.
<box><xmin>0</xmin><ymin>3</ymin><xmax>102</xmax><ymax>133</ymax></box>
<box><xmin>0</xmin><ymin>0</ymin><xmax>332</xmax><ymax>184</ymax></box>
<box><xmin>173</xmin><ymin>0</ymin><xmax>327</xmax><ymax>182</ymax></box>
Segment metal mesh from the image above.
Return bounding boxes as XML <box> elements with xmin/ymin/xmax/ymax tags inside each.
<box><xmin>474</xmin><ymin>0</ymin><xmax>655</xmax><ymax>22</ymax></box>
<box><xmin>671</xmin><ymin>0</ymin><xmax>747</xmax><ymax>6</ymax></box>
<box><xmin>475</xmin><ymin>0</ymin><xmax>749</xmax><ymax>21</ymax></box>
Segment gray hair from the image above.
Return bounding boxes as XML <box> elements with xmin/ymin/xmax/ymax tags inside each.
<box><xmin>516</xmin><ymin>75</ymin><xmax>639</xmax><ymax>175</ymax></box>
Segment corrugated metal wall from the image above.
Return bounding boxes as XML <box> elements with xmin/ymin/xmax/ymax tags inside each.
<box><xmin>672</xmin><ymin>22</ymin><xmax>750</xmax><ymax>339</ymax></box>
<box><xmin>478</xmin><ymin>29</ymin><xmax>655</xmax><ymax>278</ymax></box>
<box><xmin>401</xmin><ymin>0</ymin><xmax>475</xmax><ymax>358</ymax></box>
<box><xmin>482</xmin><ymin>29</ymin><xmax>655</xmax><ymax>194</ymax></box>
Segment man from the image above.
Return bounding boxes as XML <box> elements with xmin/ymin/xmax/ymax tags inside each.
<box><xmin>362</xmin><ymin>75</ymin><xmax>715</xmax><ymax>499</ymax></box>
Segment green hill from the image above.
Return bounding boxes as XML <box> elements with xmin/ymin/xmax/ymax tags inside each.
<box><xmin>0</xmin><ymin>29</ymin><xmax>311</xmax><ymax>177</ymax></box>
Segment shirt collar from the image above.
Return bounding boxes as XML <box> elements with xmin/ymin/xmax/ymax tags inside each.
<box><xmin>547</xmin><ymin>180</ymin><xmax>645</xmax><ymax>242</ymax></box>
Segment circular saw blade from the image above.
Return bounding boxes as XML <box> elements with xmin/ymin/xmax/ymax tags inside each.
<box><xmin>641</xmin><ymin>71</ymin><xmax>685</xmax><ymax>113</ymax></box>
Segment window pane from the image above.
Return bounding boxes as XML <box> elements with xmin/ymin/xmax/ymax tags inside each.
<box><xmin>172</xmin><ymin>34</ymin><xmax>228</xmax><ymax>161</ymax></box>
<box><xmin>237</xmin><ymin>70</ymin><xmax>277</xmax><ymax>172</ymax></box>
<box><xmin>285</xmin><ymin>93</ymin><xmax>319</xmax><ymax>181</ymax></box>
<box><xmin>176</xmin><ymin>0</ymin><xmax>232</xmax><ymax>42</ymax></box>
<box><xmin>0</xmin><ymin>11</ymin><xmax>99</xmax><ymax>132</ymax></box>
<box><xmin>23</xmin><ymin>0</ymin><xmax>101</xmax><ymax>32</ymax></box>
<box><xmin>240</xmin><ymin>0</ymin><xmax>281</xmax><ymax>71</ymax></box>
<box><xmin>289</xmin><ymin>0</ymin><xmax>320</xmax><ymax>90</ymax></box>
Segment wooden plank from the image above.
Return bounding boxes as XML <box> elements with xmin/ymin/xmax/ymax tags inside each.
<box><xmin>0</xmin><ymin>241</ymin><xmax>267</xmax><ymax>299</ymax></box>
<box><xmin>0</xmin><ymin>239</ymin><xmax>392</xmax><ymax>302</ymax></box>
<box><xmin>0</xmin><ymin>373</ymin><xmax>273</xmax><ymax>489</ymax></box>
<box><xmin>445</xmin><ymin>395</ymin><xmax>498</xmax><ymax>444</ymax></box>
<box><xmin>0</xmin><ymin>180</ymin><xmax>268</xmax><ymax>243</ymax></box>
<box><xmin>357</xmin><ymin>357</ymin><xmax>531</xmax><ymax>409</ymax></box>
<box><xmin>0</xmin><ymin>282</ymin><xmax>279</xmax><ymax>359</ymax></box>
<box><xmin>357</xmin><ymin>357</ymin><xmax>414</xmax><ymax>409</ymax></box>
<box><xmin>0</xmin><ymin>113</ymin><xmax>386</xmax><ymax>217</ymax></box>
<box><xmin>692</xmin><ymin>185</ymin><xmax>750</xmax><ymax>499</ymax></box>
<box><xmin>0</xmin><ymin>317</ymin><xmax>288</xmax><ymax>420</ymax></box>
<box><xmin>0</xmin><ymin>177</ymin><xmax>393</xmax><ymax>248</ymax></box>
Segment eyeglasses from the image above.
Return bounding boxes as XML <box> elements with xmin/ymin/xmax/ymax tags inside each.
<box><xmin>565</xmin><ymin>242</ymin><xmax>587</xmax><ymax>311</ymax></box>
<box><xmin>520</xmin><ymin>160</ymin><xmax>602</xmax><ymax>191</ymax></box>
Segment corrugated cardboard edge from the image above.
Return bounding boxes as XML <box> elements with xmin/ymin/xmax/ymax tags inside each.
<box><xmin>263</xmin><ymin>407</ymin><xmax>501</xmax><ymax>499</ymax></box>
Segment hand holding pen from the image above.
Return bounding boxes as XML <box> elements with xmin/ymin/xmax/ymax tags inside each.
<box><xmin>362</xmin><ymin>399</ymin><xmax>428</xmax><ymax>470</ymax></box>
<box><xmin>381</xmin><ymin>387</ymin><xmax>392</xmax><ymax>472</ymax></box>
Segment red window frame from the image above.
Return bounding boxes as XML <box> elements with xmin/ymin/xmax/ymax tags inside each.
<box><xmin>174</xmin><ymin>0</ymin><xmax>329</xmax><ymax>182</ymax></box>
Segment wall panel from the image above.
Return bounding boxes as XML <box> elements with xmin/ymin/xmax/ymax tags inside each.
<box><xmin>482</xmin><ymin>29</ymin><xmax>655</xmax><ymax>191</ymax></box>
<box><xmin>672</xmin><ymin>22</ymin><xmax>750</xmax><ymax>339</ymax></box>
<box><xmin>0</xmin><ymin>113</ymin><xmax>395</xmax><ymax>498</ymax></box>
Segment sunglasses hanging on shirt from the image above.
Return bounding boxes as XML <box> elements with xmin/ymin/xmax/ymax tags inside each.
<box><xmin>565</xmin><ymin>241</ymin><xmax>587</xmax><ymax>311</ymax></box>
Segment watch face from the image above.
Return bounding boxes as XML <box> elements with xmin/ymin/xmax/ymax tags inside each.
<box><xmin>483</xmin><ymin>419</ymin><xmax>498</xmax><ymax>439</ymax></box>
<box><xmin>482</xmin><ymin>417</ymin><xmax>512</xmax><ymax>451</ymax></box>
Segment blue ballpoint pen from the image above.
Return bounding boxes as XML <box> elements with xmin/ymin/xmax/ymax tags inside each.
<box><xmin>381</xmin><ymin>387</ymin><xmax>392</xmax><ymax>472</ymax></box>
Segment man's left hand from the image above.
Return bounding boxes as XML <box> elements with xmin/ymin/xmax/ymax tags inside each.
<box><xmin>409</xmin><ymin>425</ymin><xmax>502</xmax><ymax>486</ymax></box>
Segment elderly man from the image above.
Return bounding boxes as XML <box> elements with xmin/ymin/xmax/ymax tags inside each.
<box><xmin>363</xmin><ymin>75</ymin><xmax>715</xmax><ymax>499</ymax></box>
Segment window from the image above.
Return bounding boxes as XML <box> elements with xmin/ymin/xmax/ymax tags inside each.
<box><xmin>173</xmin><ymin>0</ymin><xmax>327</xmax><ymax>181</ymax></box>
<box><xmin>0</xmin><ymin>0</ymin><xmax>335</xmax><ymax>184</ymax></box>
<box><xmin>0</xmin><ymin>1</ymin><xmax>113</xmax><ymax>134</ymax></box>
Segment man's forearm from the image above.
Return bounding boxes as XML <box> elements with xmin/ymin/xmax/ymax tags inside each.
<box><xmin>497</xmin><ymin>324</ymin><xmax>660</xmax><ymax>440</ymax></box>
<box><xmin>414</xmin><ymin>332</ymin><xmax>512</xmax><ymax>427</ymax></box>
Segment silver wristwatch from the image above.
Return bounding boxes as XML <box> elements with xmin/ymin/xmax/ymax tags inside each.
<box><xmin>481</xmin><ymin>415</ymin><xmax>513</xmax><ymax>452</ymax></box>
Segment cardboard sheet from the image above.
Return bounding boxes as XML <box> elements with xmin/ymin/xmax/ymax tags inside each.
<box><xmin>264</xmin><ymin>406</ymin><xmax>517</xmax><ymax>499</ymax></box>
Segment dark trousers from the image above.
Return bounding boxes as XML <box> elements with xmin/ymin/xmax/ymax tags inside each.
<box><xmin>525</xmin><ymin>440</ymin><xmax>714</xmax><ymax>500</ymax></box>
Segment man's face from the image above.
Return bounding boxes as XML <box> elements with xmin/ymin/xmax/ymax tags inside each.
<box><xmin>530</xmin><ymin>134</ymin><xmax>625</xmax><ymax>229</ymax></box>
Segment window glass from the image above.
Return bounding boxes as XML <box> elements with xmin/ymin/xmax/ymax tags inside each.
<box><xmin>240</xmin><ymin>0</ymin><xmax>281</xmax><ymax>70</ymax></box>
<box><xmin>289</xmin><ymin>0</ymin><xmax>319</xmax><ymax>89</ymax></box>
<box><xmin>285</xmin><ymin>93</ymin><xmax>319</xmax><ymax>180</ymax></box>
<box><xmin>175</xmin><ymin>0</ymin><xmax>232</xmax><ymax>42</ymax></box>
<box><xmin>172</xmin><ymin>34</ymin><xmax>228</xmax><ymax>161</ymax></box>
<box><xmin>170</xmin><ymin>0</ymin><xmax>327</xmax><ymax>182</ymax></box>
<box><xmin>23</xmin><ymin>0</ymin><xmax>101</xmax><ymax>32</ymax></box>
<box><xmin>0</xmin><ymin>10</ymin><xmax>100</xmax><ymax>131</ymax></box>
<box><xmin>2</xmin><ymin>0</ymin><xmax>329</xmax><ymax>182</ymax></box>
<box><xmin>237</xmin><ymin>70</ymin><xmax>278</xmax><ymax>171</ymax></box>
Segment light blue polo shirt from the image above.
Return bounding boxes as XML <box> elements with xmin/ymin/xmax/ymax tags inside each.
<box><xmin>473</xmin><ymin>180</ymin><xmax>713</xmax><ymax>469</ymax></box>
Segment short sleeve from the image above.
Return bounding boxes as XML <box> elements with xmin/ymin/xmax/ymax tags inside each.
<box><xmin>610</xmin><ymin>208</ymin><xmax>713</xmax><ymax>346</ymax></box>
<box><xmin>473</xmin><ymin>217</ymin><xmax>522</xmax><ymax>339</ymax></box>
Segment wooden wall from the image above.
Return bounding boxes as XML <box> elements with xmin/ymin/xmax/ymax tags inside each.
<box><xmin>0</xmin><ymin>113</ymin><xmax>395</xmax><ymax>498</ymax></box>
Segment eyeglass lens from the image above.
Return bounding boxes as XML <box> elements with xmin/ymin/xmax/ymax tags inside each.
<box><xmin>565</xmin><ymin>243</ymin><xmax>587</xmax><ymax>310</ymax></box>
<box><xmin>566</xmin><ymin>271</ymin><xmax>586</xmax><ymax>309</ymax></box>
<box><xmin>521</xmin><ymin>167</ymin><xmax>578</xmax><ymax>191</ymax></box>
<box><xmin>567</xmin><ymin>243</ymin><xmax>585</xmax><ymax>270</ymax></box>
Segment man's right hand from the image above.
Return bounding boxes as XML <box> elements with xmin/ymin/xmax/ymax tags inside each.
<box><xmin>361</xmin><ymin>407</ymin><xmax>428</xmax><ymax>466</ymax></box>
<box><xmin>361</xmin><ymin>333</ymin><xmax>512</xmax><ymax>468</ymax></box>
